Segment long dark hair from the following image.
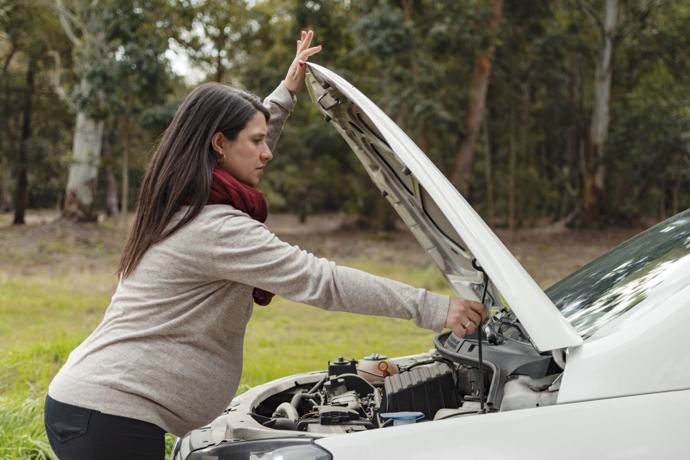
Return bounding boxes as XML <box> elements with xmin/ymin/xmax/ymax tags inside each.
<box><xmin>117</xmin><ymin>83</ymin><xmax>270</xmax><ymax>278</ymax></box>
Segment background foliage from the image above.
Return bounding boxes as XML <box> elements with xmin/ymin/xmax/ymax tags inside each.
<box><xmin>1</xmin><ymin>0</ymin><xmax>689</xmax><ymax>227</ymax></box>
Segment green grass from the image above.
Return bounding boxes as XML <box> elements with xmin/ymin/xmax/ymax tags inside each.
<box><xmin>0</xmin><ymin>258</ymin><xmax>451</xmax><ymax>459</ymax></box>
<box><xmin>0</xmin><ymin>275</ymin><xmax>113</xmax><ymax>353</ymax></box>
<box><xmin>0</xmin><ymin>396</ymin><xmax>56</xmax><ymax>460</ymax></box>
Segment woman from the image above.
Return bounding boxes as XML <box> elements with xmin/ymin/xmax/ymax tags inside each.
<box><xmin>44</xmin><ymin>31</ymin><xmax>486</xmax><ymax>460</ymax></box>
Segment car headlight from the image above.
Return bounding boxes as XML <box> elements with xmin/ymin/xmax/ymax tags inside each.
<box><xmin>185</xmin><ymin>437</ymin><xmax>332</xmax><ymax>460</ymax></box>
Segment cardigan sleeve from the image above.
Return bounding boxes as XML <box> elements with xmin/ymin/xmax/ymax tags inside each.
<box><xmin>263</xmin><ymin>82</ymin><xmax>296</xmax><ymax>152</ymax></box>
<box><xmin>211</xmin><ymin>212</ymin><xmax>450</xmax><ymax>333</ymax></box>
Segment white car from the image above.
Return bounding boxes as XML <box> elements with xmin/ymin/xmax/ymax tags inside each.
<box><xmin>172</xmin><ymin>64</ymin><xmax>690</xmax><ymax>460</ymax></box>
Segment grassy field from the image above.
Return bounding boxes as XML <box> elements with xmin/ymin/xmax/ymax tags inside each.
<box><xmin>0</xmin><ymin>211</ymin><xmax>642</xmax><ymax>459</ymax></box>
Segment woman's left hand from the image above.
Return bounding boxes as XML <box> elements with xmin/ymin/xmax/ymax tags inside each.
<box><xmin>444</xmin><ymin>297</ymin><xmax>488</xmax><ymax>338</ymax></box>
<box><xmin>284</xmin><ymin>30</ymin><xmax>322</xmax><ymax>97</ymax></box>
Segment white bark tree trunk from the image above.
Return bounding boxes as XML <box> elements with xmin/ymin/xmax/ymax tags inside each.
<box><xmin>590</xmin><ymin>0</ymin><xmax>617</xmax><ymax>191</ymax></box>
<box><xmin>54</xmin><ymin>1</ymin><xmax>106</xmax><ymax>221</ymax></box>
<box><xmin>583</xmin><ymin>0</ymin><xmax>617</xmax><ymax>219</ymax></box>
<box><xmin>63</xmin><ymin>111</ymin><xmax>103</xmax><ymax>221</ymax></box>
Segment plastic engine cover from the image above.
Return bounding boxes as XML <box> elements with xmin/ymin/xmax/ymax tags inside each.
<box><xmin>381</xmin><ymin>363</ymin><xmax>458</xmax><ymax>421</ymax></box>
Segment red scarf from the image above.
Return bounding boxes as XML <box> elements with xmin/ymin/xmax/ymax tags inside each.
<box><xmin>207</xmin><ymin>165</ymin><xmax>275</xmax><ymax>306</ymax></box>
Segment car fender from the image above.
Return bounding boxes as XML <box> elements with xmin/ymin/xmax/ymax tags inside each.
<box><xmin>315</xmin><ymin>389</ymin><xmax>690</xmax><ymax>459</ymax></box>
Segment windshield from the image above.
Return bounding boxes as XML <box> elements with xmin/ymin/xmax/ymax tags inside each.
<box><xmin>545</xmin><ymin>209</ymin><xmax>690</xmax><ymax>339</ymax></box>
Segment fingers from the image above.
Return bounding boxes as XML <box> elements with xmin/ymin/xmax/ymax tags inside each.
<box><xmin>457</xmin><ymin>298</ymin><xmax>488</xmax><ymax>323</ymax></box>
<box><xmin>296</xmin><ymin>30</ymin><xmax>312</xmax><ymax>56</ymax></box>
<box><xmin>293</xmin><ymin>30</ymin><xmax>321</xmax><ymax>67</ymax></box>
<box><xmin>445</xmin><ymin>298</ymin><xmax>489</xmax><ymax>338</ymax></box>
<box><xmin>472</xmin><ymin>299</ymin><xmax>489</xmax><ymax>323</ymax></box>
<box><xmin>462</xmin><ymin>321</ymin><xmax>478</xmax><ymax>336</ymax></box>
<box><xmin>299</xmin><ymin>30</ymin><xmax>313</xmax><ymax>54</ymax></box>
<box><xmin>298</xmin><ymin>45</ymin><xmax>322</xmax><ymax>62</ymax></box>
<box><xmin>466</xmin><ymin>309</ymin><xmax>483</xmax><ymax>327</ymax></box>
<box><xmin>285</xmin><ymin>29</ymin><xmax>321</xmax><ymax>97</ymax></box>
<box><xmin>452</xmin><ymin>323</ymin><xmax>473</xmax><ymax>338</ymax></box>
<box><xmin>452</xmin><ymin>321</ymin><xmax>477</xmax><ymax>338</ymax></box>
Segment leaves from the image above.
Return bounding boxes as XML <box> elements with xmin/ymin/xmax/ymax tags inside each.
<box><xmin>69</xmin><ymin>0</ymin><xmax>176</xmax><ymax>119</ymax></box>
<box><xmin>2</xmin><ymin>0</ymin><xmax>690</xmax><ymax>223</ymax></box>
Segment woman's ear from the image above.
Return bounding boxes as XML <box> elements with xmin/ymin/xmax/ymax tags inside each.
<box><xmin>210</xmin><ymin>132</ymin><xmax>225</xmax><ymax>155</ymax></box>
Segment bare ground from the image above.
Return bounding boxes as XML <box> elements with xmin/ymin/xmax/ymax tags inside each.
<box><xmin>266</xmin><ymin>213</ymin><xmax>644</xmax><ymax>289</ymax></box>
<box><xmin>0</xmin><ymin>210</ymin><xmax>647</xmax><ymax>289</ymax></box>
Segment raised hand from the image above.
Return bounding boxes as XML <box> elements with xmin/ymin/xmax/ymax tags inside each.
<box><xmin>284</xmin><ymin>30</ymin><xmax>322</xmax><ymax>97</ymax></box>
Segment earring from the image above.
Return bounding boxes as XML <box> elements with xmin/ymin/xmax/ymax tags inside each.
<box><xmin>217</xmin><ymin>152</ymin><xmax>226</xmax><ymax>164</ymax></box>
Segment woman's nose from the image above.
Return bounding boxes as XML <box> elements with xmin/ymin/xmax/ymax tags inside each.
<box><xmin>261</xmin><ymin>144</ymin><xmax>273</xmax><ymax>162</ymax></box>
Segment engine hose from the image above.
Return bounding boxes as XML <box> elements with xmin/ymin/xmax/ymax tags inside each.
<box><xmin>290</xmin><ymin>393</ymin><xmax>317</xmax><ymax>412</ymax></box>
<box><xmin>402</xmin><ymin>359</ymin><xmax>436</xmax><ymax>371</ymax></box>
<box><xmin>307</xmin><ymin>375</ymin><xmax>328</xmax><ymax>394</ymax></box>
<box><xmin>290</xmin><ymin>393</ymin><xmax>306</xmax><ymax>408</ymax></box>
<box><xmin>404</xmin><ymin>357</ymin><xmax>451</xmax><ymax>371</ymax></box>
<box><xmin>273</xmin><ymin>402</ymin><xmax>299</xmax><ymax>421</ymax></box>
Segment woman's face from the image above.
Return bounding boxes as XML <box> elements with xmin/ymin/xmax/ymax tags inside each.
<box><xmin>215</xmin><ymin>111</ymin><xmax>272</xmax><ymax>187</ymax></box>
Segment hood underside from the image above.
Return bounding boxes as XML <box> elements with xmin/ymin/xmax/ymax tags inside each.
<box><xmin>305</xmin><ymin>63</ymin><xmax>582</xmax><ymax>352</ymax></box>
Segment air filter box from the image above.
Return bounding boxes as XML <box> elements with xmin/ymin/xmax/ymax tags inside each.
<box><xmin>381</xmin><ymin>362</ymin><xmax>458</xmax><ymax>421</ymax></box>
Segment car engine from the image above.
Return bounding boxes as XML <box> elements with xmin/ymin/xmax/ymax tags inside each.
<box><xmin>244</xmin><ymin>308</ymin><xmax>562</xmax><ymax>433</ymax></box>
<box><xmin>250</xmin><ymin>358</ymin><xmax>469</xmax><ymax>434</ymax></box>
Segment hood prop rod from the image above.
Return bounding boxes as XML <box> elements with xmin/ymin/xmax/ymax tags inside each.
<box><xmin>472</xmin><ymin>258</ymin><xmax>491</xmax><ymax>414</ymax></box>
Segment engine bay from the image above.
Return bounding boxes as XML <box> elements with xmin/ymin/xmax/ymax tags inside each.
<box><xmin>242</xmin><ymin>308</ymin><xmax>563</xmax><ymax>435</ymax></box>
<box><xmin>173</xmin><ymin>308</ymin><xmax>567</xmax><ymax>459</ymax></box>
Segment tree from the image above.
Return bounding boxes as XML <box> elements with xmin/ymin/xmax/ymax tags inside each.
<box><xmin>5</xmin><ymin>0</ymin><xmax>679</xmax><ymax>229</ymax></box>
<box><xmin>173</xmin><ymin>0</ymin><xmax>260</xmax><ymax>84</ymax></box>
<box><xmin>56</xmin><ymin>0</ymin><xmax>177</xmax><ymax>220</ymax></box>
<box><xmin>604</xmin><ymin>1</ymin><xmax>690</xmax><ymax>221</ymax></box>
<box><xmin>53</xmin><ymin>0</ymin><xmax>106</xmax><ymax>221</ymax></box>
<box><xmin>450</xmin><ymin>0</ymin><xmax>503</xmax><ymax>199</ymax></box>
<box><xmin>577</xmin><ymin>0</ymin><xmax>663</xmax><ymax>221</ymax></box>
<box><xmin>0</xmin><ymin>0</ymin><xmax>72</xmax><ymax>224</ymax></box>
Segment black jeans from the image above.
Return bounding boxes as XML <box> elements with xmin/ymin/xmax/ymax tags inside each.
<box><xmin>44</xmin><ymin>394</ymin><xmax>166</xmax><ymax>460</ymax></box>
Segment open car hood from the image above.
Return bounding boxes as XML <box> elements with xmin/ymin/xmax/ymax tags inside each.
<box><xmin>305</xmin><ymin>63</ymin><xmax>582</xmax><ymax>352</ymax></box>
